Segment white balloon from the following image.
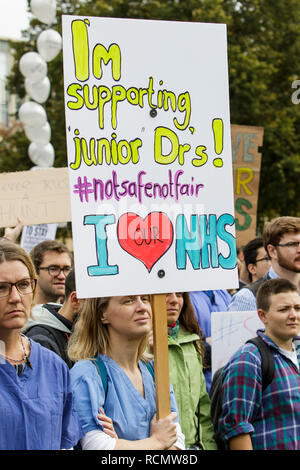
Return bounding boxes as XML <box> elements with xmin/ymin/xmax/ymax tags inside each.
<box><xmin>24</xmin><ymin>121</ymin><xmax>51</xmax><ymax>145</ymax></box>
<box><xmin>37</xmin><ymin>29</ymin><xmax>62</xmax><ymax>62</ymax></box>
<box><xmin>28</xmin><ymin>141</ymin><xmax>40</xmax><ymax>162</ymax></box>
<box><xmin>28</xmin><ymin>142</ymin><xmax>55</xmax><ymax>167</ymax></box>
<box><xmin>30</xmin><ymin>165</ymin><xmax>54</xmax><ymax>171</ymax></box>
<box><xmin>30</xmin><ymin>166</ymin><xmax>42</xmax><ymax>170</ymax></box>
<box><xmin>19</xmin><ymin>101</ymin><xmax>47</xmax><ymax>128</ymax></box>
<box><xmin>19</xmin><ymin>52</ymin><xmax>47</xmax><ymax>82</ymax></box>
<box><xmin>30</xmin><ymin>0</ymin><xmax>56</xmax><ymax>25</ymax></box>
<box><xmin>25</xmin><ymin>76</ymin><xmax>50</xmax><ymax>103</ymax></box>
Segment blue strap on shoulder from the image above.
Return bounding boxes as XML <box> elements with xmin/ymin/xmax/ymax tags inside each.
<box><xmin>93</xmin><ymin>356</ymin><xmax>108</xmax><ymax>397</ymax></box>
<box><xmin>145</xmin><ymin>361</ymin><xmax>155</xmax><ymax>380</ymax></box>
<box><xmin>92</xmin><ymin>357</ymin><xmax>155</xmax><ymax>400</ymax></box>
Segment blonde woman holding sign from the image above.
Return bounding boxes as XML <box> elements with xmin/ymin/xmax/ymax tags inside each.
<box><xmin>68</xmin><ymin>294</ymin><xmax>185</xmax><ymax>450</ymax></box>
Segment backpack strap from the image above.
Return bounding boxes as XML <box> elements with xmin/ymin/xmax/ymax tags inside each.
<box><xmin>92</xmin><ymin>358</ymin><xmax>155</xmax><ymax>399</ymax></box>
<box><xmin>246</xmin><ymin>336</ymin><xmax>275</xmax><ymax>391</ymax></box>
<box><xmin>209</xmin><ymin>367</ymin><xmax>227</xmax><ymax>450</ymax></box>
<box><xmin>92</xmin><ymin>356</ymin><xmax>108</xmax><ymax>398</ymax></box>
<box><xmin>145</xmin><ymin>361</ymin><xmax>155</xmax><ymax>381</ymax></box>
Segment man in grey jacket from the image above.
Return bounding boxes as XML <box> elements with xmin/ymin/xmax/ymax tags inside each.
<box><xmin>24</xmin><ymin>270</ymin><xmax>82</xmax><ymax>368</ymax></box>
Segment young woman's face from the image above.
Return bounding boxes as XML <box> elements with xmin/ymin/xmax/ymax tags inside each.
<box><xmin>101</xmin><ymin>295</ymin><xmax>152</xmax><ymax>340</ymax></box>
<box><xmin>0</xmin><ymin>260</ymin><xmax>33</xmax><ymax>333</ymax></box>
<box><xmin>166</xmin><ymin>293</ymin><xmax>184</xmax><ymax>326</ymax></box>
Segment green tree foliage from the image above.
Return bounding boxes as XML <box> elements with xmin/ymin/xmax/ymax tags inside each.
<box><xmin>4</xmin><ymin>0</ymin><xmax>88</xmax><ymax>170</ymax></box>
<box><xmin>223</xmin><ymin>0</ymin><xmax>300</xmax><ymax>225</ymax></box>
<box><xmin>1</xmin><ymin>0</ymin><xmax>300</xmax><ymax>225</ymax></box>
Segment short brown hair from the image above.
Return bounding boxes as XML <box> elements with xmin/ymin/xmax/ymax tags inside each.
<box><xmin>263</xmin><ymin>216</ymin><xmax>300</xmax><ymax>251</ymax></box>
<box><xmin>30</xmin><ymin>240</ymin><xmax>73</xmax><ymax>271</ymax></box>
<box><xmin>0</xmin><ymin>239</ymin><xmax>37</xmax><ymax>300</ymax></box>
<box><xmin>243</xmin><ymin>237</ymin><xmax>265</xmax><ymax>282</ymax></box>
<box><xmin>0</xmin><ymin>239</ymin><xmax>36</xmax><ymax>279</ymax></box>
<box><xmin>64</xmin><ymin>269</ymin><xmax>76</xmax><ymax>300</ymax></box>
<box><xmin>256</xmin><ymin>278</ymin><xmax>298</xmax><ymax>312</ymax></box>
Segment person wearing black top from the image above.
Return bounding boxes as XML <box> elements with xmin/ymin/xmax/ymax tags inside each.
<box><xmin>24</xmin><ymin>270</ymin><xmax>82</xmax><ymax>368</ymax></box>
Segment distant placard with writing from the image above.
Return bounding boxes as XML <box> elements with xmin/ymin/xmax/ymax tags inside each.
<box><xmin>211</xmin><ymin>310</ymin><xmax>264</xmax><ymax>375</ymax></box>
<box><xmin>20</xmin><ymin>223</ymin><xmax>58</xmax><ymax>253</ymax></box>
<box><xmin>62</xmin><ymin>16</ymin><xmax>238</xmax><ymax>299</ymax></box>
<box><xmin>0</xmin><ymin>168</ymin><xmax>70</xmax><ymax>227</ymax></box>
<box><xmin>231</xmin><ymin>125</ymin><xmax>264</xmax><ymax>247</ymax></box>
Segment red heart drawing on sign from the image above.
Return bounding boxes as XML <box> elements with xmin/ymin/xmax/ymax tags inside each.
<box><xmin>117</xmin><ymin>212</ymin><xmax>173</xmax><ymax>272</ymax></box>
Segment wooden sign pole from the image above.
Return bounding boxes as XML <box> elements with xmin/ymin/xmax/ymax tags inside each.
<box><xmin>152</xmin><ymin>293</ymin><xmax>171</xmax><ymax>419</ymax></box>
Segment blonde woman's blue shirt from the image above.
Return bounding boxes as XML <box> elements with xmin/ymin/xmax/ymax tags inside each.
<box><xmin>70</xmin><ymin>355</ymin><xmax>179</xmax><ymax>440</ymax></box>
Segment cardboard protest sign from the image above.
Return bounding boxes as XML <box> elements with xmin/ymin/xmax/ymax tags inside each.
<box><xmin>231</xmin><ymin>125</ymin><xmax>264</xmax><ymax>248</ymax></box>
<box><xmin>62</xmin><ymin>16</ymin><xmax>238</xmax><ymax>299</ymax></box>
<box><xmin>0</xmin><ymin>167</ymin><xmax>70</xmax><ymax>227</ymax></box>
<box><xmin>211</xmin><ymin>310</ymin><xmax>264</xmax><ymax>375</ymax></box>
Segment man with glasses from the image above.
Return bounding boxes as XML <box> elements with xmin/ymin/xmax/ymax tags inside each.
<box><xmin>243</xmin><ymin>237</ymin><xmax>271</xmax><ymax>284</ymax></box>
<box><xmin>30</xmin><ymin>240</ymin><xmax>73</xmax><ymax>305</ymax></box>
<box><xmin>228</xmin><ymin>216</ymin><xmax>300</xmax><ymax>311</ymax></box>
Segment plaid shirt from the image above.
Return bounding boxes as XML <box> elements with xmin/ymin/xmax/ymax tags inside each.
<box><xmin>219</xmin><ymin>330</ymin><xmax>300</xmax><ymax>450</ymax></box>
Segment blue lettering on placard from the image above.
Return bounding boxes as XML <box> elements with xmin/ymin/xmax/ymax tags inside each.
<box><xmin>217</xmin><ymin>213</ymin><xmax>237</xmax><ymax>269</ymax></box>
<box><xmin>175</xmin><ymin>213</ymin><xmax>236</xmax><ymax>271</ymax></box>
<box><xmin>175</xmin><ymin>214</ymin><xmax>200</xmax><ymax>270</ymax></box>
<box><xmin>83</xmin><ymin>212</ymin><xmax>236</xmax><ymax>276</ymax></box>
<box><xmin>199</xmin><ymin>214</ymin><xmax>219</xmax><ymax>269</ymax></box>
<box><xmin>84</xmin><ymin>214</ymin><xmax>119</xmax><ymax>276</ymax></box>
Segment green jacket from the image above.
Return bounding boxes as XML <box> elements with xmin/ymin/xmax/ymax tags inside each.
<box><xmin>168</xmin><ymin>324</ymin><xmax>217</xmax><ymax>450</ymax></box>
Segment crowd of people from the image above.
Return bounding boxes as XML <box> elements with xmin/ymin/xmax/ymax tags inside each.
<box><xmin>0</xmin><ymin>215</ymin><xmax>300</xmax><ymax>450</ymax></box>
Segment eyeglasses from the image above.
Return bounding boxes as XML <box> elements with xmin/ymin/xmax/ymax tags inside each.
<box><xmin>39</xmin><ymin>265</ymin><xmax>72</xmax><ymax>276</ymax></box>
<box><xmin>255</xmin><ymin>256</ymin><xmax>270</xmax><ymax>263</ymax></box>
<box><xmin>276</xmin><ymin>241</ymin><xmax>300</xmax><ymax>249</ymax></box>
<box><xmin>0</xmin><ymin>278</ymin><xmax>36</xmax><ymax>298</ymax></box>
